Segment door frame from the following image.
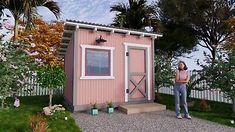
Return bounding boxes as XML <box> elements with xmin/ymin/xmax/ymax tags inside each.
<box><xmin>124</xmin><ymin>43</ymin><xmax>151</xmax><ymax>102</ymax></box>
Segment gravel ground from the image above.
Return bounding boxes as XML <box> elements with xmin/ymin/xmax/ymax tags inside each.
<box><xmin>72</xmin><ymin>110</ymin><xmax>235</xmax><ymax>132</ymax></box>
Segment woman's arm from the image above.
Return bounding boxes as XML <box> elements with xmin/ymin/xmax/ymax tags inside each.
<box><xmin>175</xmin><ymin>70</ymin><xmax>189</xmax><ymax>84</ymax></box>
<box><xmin>175</xmin><ymin>70</ymin><xmax>180</xmax><ymax>83</ymax></box>
<box><xmin>185</xmin><ymin>71</ymin><xmax>190</xmax><ymax>83</ymax></box>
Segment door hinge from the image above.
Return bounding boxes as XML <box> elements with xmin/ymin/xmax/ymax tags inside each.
<box><xmin>126</xmin><ymin>52</ymin><xmax>129</xmax><ymax>56</ymax></box>
<box><xmin>126</xmin><ymin>89</ymin><xmax>129</xmax><ymax>93</ymax></box>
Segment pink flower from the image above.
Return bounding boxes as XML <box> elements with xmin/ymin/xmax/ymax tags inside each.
<box><xmin>3</xmin><ymin>20</ymin><xmax>13</xmax><ymax>30</ymax></box>
<box><xmin>14</xmin><ymin>98</ymin><xmax>20</xmax><ymax>107</ymax></box>
<box><xmin>32</xmin><ymin>72</ymin><xmax>37</xmax><ymax>76</ymax></box>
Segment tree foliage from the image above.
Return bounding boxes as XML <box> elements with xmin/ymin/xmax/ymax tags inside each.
<box><xmin>0</xmin><ymin>0</ymin><xmax>60</xmax><ymax>41</ymax></box>
<box><xmin>0</xmin><ymin>41</ymin><xmax>35</xmax><ymax>108</ymax></box>
<box><xmin>110</xmin><ymin>0</ymin><xmax>156</xmax><ymax>30</ymax></box>
<box><xmin>155</xmin><ymin>0</ymin><xmax>235</xmax><ymax>58</ymax></box>
<box><xmin>198</xmin><ymin>50</ymin><xmax>235</xmax><ymax>112</ymax></box>
<box><xmin>190</xmin><ymin>0</ymin><xmax>235</xmax><ymax>62</ymax></box>
<box><xmin>154</xmin><ymin>0</ymin><xmax>198</xmax><ymax>56</ymax></box>
<box><xmin>155</xmin><ymin>52</ymin><xmax>174</xmax><ymax>92</ymax></box>
<box><xmin>225</xmin><ymin>17</ymin><xmax>235</xmax><ymax>49</ymax></box>
<box><xmin>18</xmin><ymin>17</ymin><xmax>64</xmax><ymax>67</ymax></box>
<box><xmin>37</xmin><ymin>64</ymin><xmax>65</xmax><ymax>108</ymax></box>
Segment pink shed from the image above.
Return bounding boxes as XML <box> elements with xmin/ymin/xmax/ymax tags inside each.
<box><xmin>59</xmin><ymin>20</ymin><xmax>162</xmax><ymax>111</ymax></box>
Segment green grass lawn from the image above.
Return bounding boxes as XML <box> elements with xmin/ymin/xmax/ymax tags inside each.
<box><xmin>0</xmin><ymin>95</ymin><xmax>81</xmax><ymax>132</ymax></box>
<box><xmin>156</xmin><ymin>93</ymin><xmax>235</xmax><ymax>128</ymax></box>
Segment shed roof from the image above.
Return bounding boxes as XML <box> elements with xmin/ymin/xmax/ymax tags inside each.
<box><xmin>59</xmin><ymin>20</ymin><xmax>162</xmax><ymax>58</ymax></box>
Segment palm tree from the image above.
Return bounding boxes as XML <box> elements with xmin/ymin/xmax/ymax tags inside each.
<box><xmin>110</xmin><ymin>0</ymin><xmax>156</xmax><ymax>30</ymax></box>
<box><xmin>0</xmin><ymin>0</ymin><xmax>60</xmax><ymax>41</ymax></box>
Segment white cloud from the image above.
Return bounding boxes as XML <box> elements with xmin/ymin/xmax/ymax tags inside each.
<box><xmin>38</xmin><ymin>0</ymin><xmax>158</xmax><ymax>24</ymax></box>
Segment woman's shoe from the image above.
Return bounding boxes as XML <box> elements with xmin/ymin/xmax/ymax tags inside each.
<box><xmin>176</xmin><ymin>115</ymin><xmax>182</xmax><ymax>119</ymax></box>
<box><xmin>185</xmin><ymin>115</ymin><xmax>192</xmax><ymax>119</ymax></box>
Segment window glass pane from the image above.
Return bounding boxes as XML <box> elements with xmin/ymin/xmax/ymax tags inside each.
<box><xmin>86</xmin><ymin>49</ymin><xmax>110</xmax><ymax>76</ymax></box>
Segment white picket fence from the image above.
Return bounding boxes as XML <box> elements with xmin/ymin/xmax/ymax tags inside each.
<box><xmin>158</xmin><ymin>87</ymin><xmax>232</xmax><ymax>104</ymax></box>
<box><xmin>17</xmin><ymin>72</ymin><xmax>63</xmax><ymax>97</ymax></box>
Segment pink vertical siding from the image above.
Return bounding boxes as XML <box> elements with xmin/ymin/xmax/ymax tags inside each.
<box><xmin>64</xmin><ymin>36</ymin><xmax>74</xmax><ymax>104</ymax></box>
<box><xmin>75</xmin><ymin>29</ymin><xmax>153</xmax><ymax>106</ymax></box>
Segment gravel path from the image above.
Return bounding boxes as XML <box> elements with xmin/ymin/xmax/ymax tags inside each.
<box><xmin>72</xmin><ymin>110</ymin><xmax>235</xmax><ymax>132</ymax></box>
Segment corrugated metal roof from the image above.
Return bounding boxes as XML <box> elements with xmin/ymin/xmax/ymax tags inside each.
<box><xmin>59</xmin><ymin>20</ymin><xmax>162</xmax><ymax>58</ymax></box>
<box><xmin>66</xmin><ymin>19</ymin><xmax>160</xmax><ymax>35</ymax></box>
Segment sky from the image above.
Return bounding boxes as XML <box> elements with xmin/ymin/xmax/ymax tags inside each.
<box><xmin>39</xmin><ymin>0</ymin><xmax>206</xmax><ymax>70</ymax></box>
<box><xmin>2</xmin><ymin>0</ymin><xmax>208</xmax><ymax>70</ymax></box>
<box><xmin>38</xmin><ymin>0</ymin><xmax>155</xmax><ymax>24</ymax></box>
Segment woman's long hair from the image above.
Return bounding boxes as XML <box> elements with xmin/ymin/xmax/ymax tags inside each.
<box><xmin>178</xmin><ymin>61</ymin><xmax>188</xmax><ymax>71</ymax></box>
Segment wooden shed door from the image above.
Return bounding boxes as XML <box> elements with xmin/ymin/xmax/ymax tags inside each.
<box><xmin>127</xmin><ymin>48</ymin><xmax>148</xmax><ymax>101</ymax></box>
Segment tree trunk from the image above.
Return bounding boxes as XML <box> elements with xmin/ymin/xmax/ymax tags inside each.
<box><xmin>233</xmin><ymin>97</ymin><xmax>235</xmax><ymax>113</ymax></box>
<box><xmin>1</xmin><ymin>99</ymin><xmax>4</xmax><ymax>109</ymax></box>
<box><xmin>13</xmin><ymin>19</ymin><xmax>19</xmax><ymax>42</ymax></box>
<box><xmin>211</xmin><ymin>48</ymin><xmax>216</xmax><ymax>66</ymax></box>
<box><xmin>49</xmin><ymin>89</ymin><xmax>53</xmax><ymax>109</ymax></box>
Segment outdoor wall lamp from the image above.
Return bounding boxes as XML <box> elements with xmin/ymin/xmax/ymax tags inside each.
<box><xmin>96</xmin><ymin>35</ymin><xmax>107</xmax><ymax>44</ymax></box>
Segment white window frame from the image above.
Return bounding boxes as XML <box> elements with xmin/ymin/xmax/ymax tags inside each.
<box><xmin>80</xmin><ymin>44</ymin><xmax>115</xmax><ymax>79</ymax></box>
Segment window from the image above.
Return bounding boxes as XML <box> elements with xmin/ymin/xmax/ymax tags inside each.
<box><xmin>85</xmin><ymin>49</ymin><xmax>110</xmax><ymax>76</ymax></box>
<box><xmin>80</xmin><ymin>45</ymin><xmax>114</xmax><ymax>79</ymax></box>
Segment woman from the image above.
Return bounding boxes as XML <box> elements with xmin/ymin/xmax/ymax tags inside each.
<box><xmin>174</xmin><ymin>61</ymin><xmax>191</xmax><ymax>119</ymax></box>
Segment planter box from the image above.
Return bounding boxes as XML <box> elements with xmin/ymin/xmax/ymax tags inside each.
<box><xmin>107</xmin><ymin>107</ymin><xmax>114</xmax><ymax>113</ymax></box>
<box><xmin>91</xmin><ymin>108</ymin><xmax>98</xmax><ymax>115</ymax></box>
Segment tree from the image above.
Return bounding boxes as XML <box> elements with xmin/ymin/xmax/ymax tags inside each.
<box><xmin>18</xmin><ymin>17</ymin><xmax>64</xmax><ymax>67</ymax></box>
<box><xmin>155</xmin><ymin>52</ymin><xmax>174</xmax><ymax>92</ymax></box>
<box><xmin>155</xmin><ymin>0</ymin><xmax>235</xmax><ymax>59</ymax></box>
<box><xmin>199</xmin><ymin>50</ymin><xmax>235</xmax><ymax>112</ymax></box>
<box><xmin>155</xmin><ymin>0</ymin><xmax>198</xmax><ymax>56</ymax></box>
<box><xmin>186</xmin><ymin>71</ymin><xmax>206</xmax><ymax>100</ymax></box>
<box><xmin>110</xmin><ymin>0</ymin><xmax>155</xmax><ymax>30</ymax></box>
<box><xmin>215</xmin><ymin>51</ymin><xmax>235</xmax><ymax>112</ymax></box>
<box><xmin>225</xmin><ymin>17</ymin><xmax>235</xmax><ymax>49</ymax></box>
<box><xmin>0</xmin><ymin>16</ymin><xmax>13</xmax><ymax>40</ymax></box>
<box><xmin>190</xmin><ymin>0</ymin><xmax>235</xmax><ymax>63</ymax></box>
<box><xmin>37</xmin><ymin>64</ymin><xmax>65</xmax><ymax>109</ymax></box>
<box><xmin>0</xmin><ymin>41</ymin><xmax>35</xmax><ymax>109</ymax></box>
<box><xmin>0</xmin><ymin>0</ymin><xmax>60</xmax><ymax>41</ymax></box>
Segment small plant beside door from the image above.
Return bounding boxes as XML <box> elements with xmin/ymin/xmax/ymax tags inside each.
<box><xmin>107</xmin><ymin>101</ymin><xmax>114</xmax><ymax>113</ymax></box>
<box><xmin>90</xmin><ymin>103</ymin><xmax>98</xmax><ymax>115</ymax></box>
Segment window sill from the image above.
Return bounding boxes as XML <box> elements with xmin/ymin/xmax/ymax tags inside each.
<box><xmin>80</xmin><ymin>76</ymin><xmax>115</xmax><ymax>80</ymax></box>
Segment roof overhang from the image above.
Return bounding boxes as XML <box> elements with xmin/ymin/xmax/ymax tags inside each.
<box><xmin>59</xmin><ymin>21</ymin><xmax>163</xmax><ymax>58</ymax></box>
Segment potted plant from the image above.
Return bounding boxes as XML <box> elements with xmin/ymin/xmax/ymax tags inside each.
<box><xmin>90</xmin><ymin>103</ymin><xmax>98</xmax><ymax>115</ymax></box>
<box><xmin>107</xmin><ymin>101</ymin><xmax>114</xmax><ymax>113</ymax></box>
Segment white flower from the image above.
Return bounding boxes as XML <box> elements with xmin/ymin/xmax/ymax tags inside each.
<box><xmin>1</xmin><ymin>56</ymin><xmax>7</xmax><ymax>62</ymax></box>
<box><xmin>30</xmin><ymin>51</ymin><xmax>39</xmax><ymax>56</ymax></box>
<box><xmin>231</xmin><ymin>120</ymin><xmax>234</xmax><ymax>124</ymax></box>
<box><xmin>35</xmin><ymin>58</ymin><xmax>42</xmax><ymax>63</ymax></box>
<box><xmin>17</xmin><ymin>79</ymin><xmax>24</xmax><ymax>85</ymax></box>
<box><xmin>50</xmin><ymin>47</ymin><xmax>55</xmax><ymax>51</ymax></box>
<box><xmin>10</xmin><ymin>64</ymin><xmax>18</xmax><ymax>69</ymax></box>
<box><xmin>24</xmin><ymin>50</ymin><xmax>31</xmax><ymax>55</ymax></box>
<box><xmin>31</xmin><ymin>43</ymin><xmax>36</xmax><ymax>48</ymax></box>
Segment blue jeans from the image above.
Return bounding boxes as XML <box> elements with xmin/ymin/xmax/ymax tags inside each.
<box><xmin>173</xmin><ymin>83</ymin><xmax>189</xmax><ymax>116</ymax></box>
